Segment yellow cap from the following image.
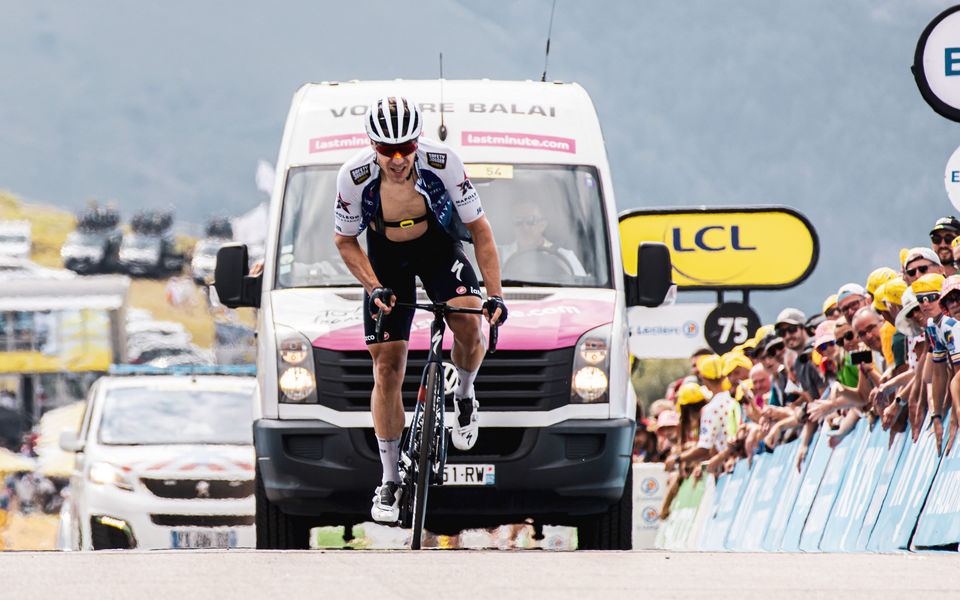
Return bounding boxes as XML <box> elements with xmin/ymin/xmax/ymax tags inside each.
<box><xmin>696</xmin><ymin>354</ymin><xmax>724</xmax><ymax>381</ymax></box>
<box><xmin>899</xmin><ymin>248</ymin><xmax>909</xmax><ymax>269</ymax></box>
<box><xmin>750</xmin><ymin>324</ymin><xmax>774</xmax><ymax>344</ymax></box>
<box><xmin>911</xmin><ymin>273</ymin><xmax>946</xmax><ymax>294</ymax></box>
<box><xmin>866</xmin><ymin>267</ymin><xmax>897</xmax><ymax>296</ymax></box>
<box><xmin>883</xmin><ymin>277</ymin><xmax>907</xmax><ymax>308</ymax></box>
<box><xmin>675</xmin><ymin>381</ymin><xmax>711</xmax><ymax>409</ymax></box>
<box><xmin>722</xmin><ymin>353</ymin><xmax>753</xmax><ymax>376</ymax></box>
<box><xmin>822</xmin><ymin>294</ymin><xmax>838</xmax><ymax>315</ymax></box>
<box><xmin>872</xmin><ymin>283</ymin><xmax>888</xmax><ymax>311</ymax></box>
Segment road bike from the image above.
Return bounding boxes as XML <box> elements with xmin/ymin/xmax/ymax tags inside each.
<box><xmin>376</xmin><ymin>301</ymin><xmax>498</xmax><ymax>549</ymax></box>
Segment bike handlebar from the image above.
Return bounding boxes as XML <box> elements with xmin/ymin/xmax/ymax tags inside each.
<box><xmin>374</xmin><ymin>301</ymin><xmax>499</xmax><ymax>353</ymax></box>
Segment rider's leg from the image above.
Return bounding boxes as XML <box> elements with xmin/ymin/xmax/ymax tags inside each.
<box><xmin>369</xmin><ymin>340</ymin><xmax>408</xmax><ymax>483</ymax></box>
<box><xmin>446</xmin><ymin>296</ymin><xmax>484</xmax><ymax>450</ymax></box>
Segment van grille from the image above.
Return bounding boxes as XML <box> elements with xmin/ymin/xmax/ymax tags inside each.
<box><xmin>141</xmin><ymin>478</ymin><xmax>254</xmax><ymax>500</ymax></box>
<box><xmin>311</xmin><ymin>348</ymin><xmax>574</xmax><ymax>411</ymax></box>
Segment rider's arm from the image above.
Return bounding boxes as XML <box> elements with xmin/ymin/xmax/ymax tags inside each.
<box><xmin>464</xmin><ymin>216</ymin><xmax>503</xmax><ymax>299</ymax></box>
<box><xmin>334</xmin><ymin>234</ymin><xmax>381</xmax><ymax>295</ymax></box>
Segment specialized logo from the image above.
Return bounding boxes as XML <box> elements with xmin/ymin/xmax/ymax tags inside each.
<box><xmin>451</xmin><ymin>259</ymin><xmax>464</xmax><ymax>281</ymax></box>
<box><xmin>350</xmin><ymin>164</ymin><xmax>371</xmax><ymax>185</ymax></box>
<box><xmin>431</xmin><ymin>329</ymin><xmax>443</xmax><ymax>354</ymax></box>
<box><xmin>336</xmin><ymin>194</ymin><xmax>351</xmax><ymax>214</ymax></box>
<box><xmin>442</xmin><ymin>362</ymin><xmax>459</xmax><ymax>396</ymax></box>
<box><xmin>426</xmin><ymin>152</ymin><xmax>447</xmax><ymax>169</ymax></box>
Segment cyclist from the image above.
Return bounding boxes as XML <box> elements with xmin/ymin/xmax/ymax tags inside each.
<box><xmin>334</xmin><ymin>95</ymin><xmax>507</xmax><ymax>523</ymax></box>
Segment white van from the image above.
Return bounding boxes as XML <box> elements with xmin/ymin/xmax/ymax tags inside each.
<box><xmin>215</xmin><ymin>80</ymin><xmax>671</xmax><ymax>549</ymax></box>
<box><xmin>0</xmin><ymin>220</ymin><xmax>31</xmax><ymax>259</ymax></box>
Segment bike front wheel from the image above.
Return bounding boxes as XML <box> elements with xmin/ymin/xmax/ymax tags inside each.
<box><xmin>411</xmin><ymin>361</ymin><xmax>442</xmax><ymax>550</ymax></box>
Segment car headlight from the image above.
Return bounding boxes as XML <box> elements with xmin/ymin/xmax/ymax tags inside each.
<box><xmin>276</xmin><ymin>326</ymin><xmax>317</xmax><ymax>403</ymax></box>
<box><xmin>571</xmin><ymin>324</ymin><xmax>611</xmax><ymax>403</ymax></box>
<box><xmin>88</xmin><ymin>462</ymin><xmax>135</xmax><ymax>491</ymax></box>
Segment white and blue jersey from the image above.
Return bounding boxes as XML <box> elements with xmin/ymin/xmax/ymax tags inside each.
<box><xmin>334</xmin><ymin>137</ymin><xmax>484</xmax><ymax>242</ymax></box>
<box><xmin>926</xmin><ymin>316</ymin><xmax>960</xmax><ymax>365</ymax></box>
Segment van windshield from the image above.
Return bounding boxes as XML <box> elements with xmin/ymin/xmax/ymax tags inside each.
<box><xmin>275</xmin><ymin>164</ymin><xmax>611</xmax><ymax>289</ymax></box>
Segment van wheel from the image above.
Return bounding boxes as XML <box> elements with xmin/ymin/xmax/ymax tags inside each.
<box><xmin>576</xmin><ymin>466</ymin><xmax>632</xmax><ymax>550</ymax></box>
<box><xmin>255</xmin><ymin>465</ymin><xmax>311</xmax><ymax>549</ymax></box>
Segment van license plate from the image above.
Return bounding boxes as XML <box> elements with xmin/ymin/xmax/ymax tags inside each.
<box><xmin>443</xmin><ymin>464</ymin><xmax>495</xmax><ymax>486</ymax></box>
<box><xmin>171</xmin><ymin>529</ymin><xmax>237</xmax><ymax>548</ymax></box>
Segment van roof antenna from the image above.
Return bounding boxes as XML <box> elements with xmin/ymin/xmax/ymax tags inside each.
<box><xmin>540</xmin><ymin>0</ymin><xmax>558</xmax><ymax>82</ymax></box>
<box><xmin>438</xmin><ymin>52</ymin><xmax>448</xmax><ymax>141</ymax></box>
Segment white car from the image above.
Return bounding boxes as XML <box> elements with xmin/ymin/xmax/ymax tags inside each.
<box><xmin>57</xmin><ymin>366</ymin><xmax>257</xmax><ymax>550</ymax></box>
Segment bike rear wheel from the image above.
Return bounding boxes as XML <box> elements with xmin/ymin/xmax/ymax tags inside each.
<box><xmin>411</xmin><ymin>361</ymin><xmax>442</xmax><ymax>550</ymax></box>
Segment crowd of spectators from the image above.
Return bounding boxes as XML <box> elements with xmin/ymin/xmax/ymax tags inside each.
<box><xmin>632</xmin><ymin>216</ymin><xmax>960</xmax><ymax>518</ymax></box>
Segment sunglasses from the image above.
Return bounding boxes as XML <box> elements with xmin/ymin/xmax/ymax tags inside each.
<box><xmin>836</xmin><ymin>331</ymin><xmax>855</xmax><ymax>343</ymax></box>
<box><xmin>765</xmin><ymin>343</ymin><xmax>785</xmax><ymax>357</ymax></box>
<box><xmin>374</xmin><ymin>140</ymin><xmax>418</xmax><ymax>157</ymax></box>
<box><xmin>931</xmin><ymin>232</ymin><xmax>957</xmax><ymax>245</ymax></box>
<box><xmin>824</xmin><ymin>307</ymin><xmax>839</xmax><ymax>318</ymax></box>
<box><xmin>905</xmin><ymin>264</ymin><xmax>931</xmax><ymax>278</ymax></box>
<box><xmin>816</xmin><ymin>340</ymin><xmax>835</xmax><ymax>353</ymax></box>
<box><xmin>916</xmin><ymin>292</ymin><xmax>941</xmax><ymax>304</ymax></box>
<box><xmin>776</xmin><ymin>324</ymin><xmax>800</xmax><ymax>336</ymax></box>
<box><xmin>513</xmin><ymin>216</ymin><xmax>543</xmax><ymax>226</ymax></box>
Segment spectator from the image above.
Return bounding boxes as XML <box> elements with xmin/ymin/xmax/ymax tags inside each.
<box><xmin>837</xmin><ymin>283</ymin><xmax>868</xmax><ymax>323</ymax></box>
<box><xmin>776</xmin><ymin>308</ymin><xmax>825</xmax><ymax>401</ymax></box>
<box><xmin>902</xmin><ymin>247</ymin><xmax>943</xmax><ymax>285</ymax></box>
<box><xmin>822</xmin><ymin>294</ymin><xmax>839</xmax><ymax>320</ymax></box>
<box><xmin>866</xmin><ymin>267</ymin><xmax>898</xmax><ymax>302</ymax></box>
<box><xmin>930</xmin><ymin>216</ymin><xmax>960</xmax><ymax>277</ymax></box>
<box><xmin>655</xmin><ymin>410</ymin><xmax>680</xmax><ymax>461</ymax></box>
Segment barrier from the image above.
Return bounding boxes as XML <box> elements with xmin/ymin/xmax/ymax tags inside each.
<box><xmin>632</xmin><ymin>463</ymin><xmax>670</xmax><ymax>549</ymax></box>
<box><xmin>650</xmin><ymin>413</ymin><xmax>960</xmax><ymax>553</ymax></box>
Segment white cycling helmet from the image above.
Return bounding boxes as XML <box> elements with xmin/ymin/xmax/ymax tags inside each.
<box><xmin>365</xmin><ymin>96</ymin><xmax>422</xmax><ymax>144</ymax></box>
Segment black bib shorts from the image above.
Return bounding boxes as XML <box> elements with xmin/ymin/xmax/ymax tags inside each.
<box><xmin>363</xmin><ymin>217</ymin><xmax>482</xmax><ymax>345</ymax></box>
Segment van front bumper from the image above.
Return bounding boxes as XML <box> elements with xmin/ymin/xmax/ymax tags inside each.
<box><xmin>254</xmin><ymin>417</ymin><xmax>634</xmax><ymax>530</ymax></box>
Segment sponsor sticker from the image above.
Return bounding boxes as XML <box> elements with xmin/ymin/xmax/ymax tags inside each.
<box><xmin>426</xmin><ymin>152</ymin><xmax>447</xmax><ymax>169</ymax></box>
<box><xmin>350</xmin><ymin>164</ymin><xmax>371</xmax><ymax>185</ymax></box>
<box><xmin>309</xmin><ymin>134</ymin><xmax>369</xmax><ymax>153</ymax></box>
<box><xmin>456</xmin><ymin>286</ymin><xmax>467</xmax><ymax>295</ymax></box>
<box><xmin>461</xmin><ymin>131</ymin><xmax>576</xmax><ymax>154</ymax></box>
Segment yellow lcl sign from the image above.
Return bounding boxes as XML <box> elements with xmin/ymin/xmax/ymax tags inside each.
<box><xmin>619</xmin><ymin>207</ymin><xmax>818</xmax><ymax>290</ymax></box>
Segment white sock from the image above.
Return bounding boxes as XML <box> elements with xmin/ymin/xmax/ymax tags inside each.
<box><xmin>454</xmin><ymin>365</ymin><xmax>478</xmax><ymax>399</ymax></box>
<box><xmin>377</xmin><ymin>437</ymin><xmax>400</xmax><ymax>484</ymax></box>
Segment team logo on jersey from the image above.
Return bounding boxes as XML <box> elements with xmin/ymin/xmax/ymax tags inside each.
<box><xmin>350</xmin><ymin>164</ymin><xmax>371</xmax><ymax>185</ymax></box>
<box><xmin>336</xmin><ymin>194</ymin><xmax>351</xmax><ymax>214</ymax></box>
<box><xmin>426</xmin><ymin>152</ymin><xmax>447</xmax><ymax>169</ymax></box>
<box><xmin>456</xmin><ymin>285</ymin><xmax>467</xmax><ymax>295</ymax></box>
<box><xmin>458</xmin><ymin>174</ymin><xmax>474</xmax><ymax>195</ymax></box>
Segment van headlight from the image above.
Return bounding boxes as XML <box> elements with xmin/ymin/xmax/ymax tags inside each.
<box><xmin>276</xmin><ymin>326</ymin><xmax>317</xmax><ymax>403</ymax></box>
<box><xmin>571</xmin><ymin>324</ymin><xmax>611</xmax><ymax>403</ymax></box>
<box><xmin>88</xmin><ymin>462</ymin><xmax>135</xmax><ymax>491</ymax></box>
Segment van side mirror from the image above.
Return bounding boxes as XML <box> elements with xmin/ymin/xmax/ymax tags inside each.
<box><xmin>625</xmin><ymin>242</ymin><xmax>673</xmax><ymax>307</ymax></box>
<box><xmin>59</xmin><ymin>430</ymin><xmax>85</xmax><ymax>453</ymax></box>
<box><xmin>214</xmin><ymin>244</ymin><xmax>262</xmax><ymax>308</ymax></box>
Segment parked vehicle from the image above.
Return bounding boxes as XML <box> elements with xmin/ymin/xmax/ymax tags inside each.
<box><xmin>0</xmin><ymin>220</ymin><xmax>31</xmax><ymax>260</ymax></box>
<box><xmin>62</xmin><ymin>207</ymin><xmax>122</xmax><ymax>275</ymax></box>
<box><xmin>215</xmin><ymin>80</ymin><xmax>672</xmax><ymax>550</ymax></box>
<box><xmin>56</xmin><ymin>365</ymin><xmax>257</xmax><ymax>550</ymax></box>
<box><xmin>118</xmin><ymin>211</ymin><xmax>183</xmax><ymax>278</ymax></box>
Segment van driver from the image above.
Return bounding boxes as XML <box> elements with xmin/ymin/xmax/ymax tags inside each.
<box><xmin>500</xmin><ymin>201</ymin><xmax>586</xmax><ymax>277</ymax></box>
<box><xmin>333</xmin><ymin>96</ymin><xmax>508</xmax><ymax>523</ymax></box>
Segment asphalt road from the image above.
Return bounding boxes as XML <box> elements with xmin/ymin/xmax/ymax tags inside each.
<box><xmin>5</xmin><ymin>551</ymin><xmax>960</xmax><ymax>600</ymax></box>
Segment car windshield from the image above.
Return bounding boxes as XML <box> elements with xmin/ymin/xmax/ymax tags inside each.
<box><xmin>275</xmin><ymin>164</ymin><xmax>611</xmax><ymax>288</ymax></box>
<box><xmin>98</xmin><ymin>384</ymin><xmax>254</xmax><ymax>445</ymax></box>
<box><xmin>0</xmin><ymin>234</ymin><xmax>27</xmax><ymax>244</ymax></box>
<box><xmin>122</xmin><ymin>234</ymin><xmax>159</xmax><ymax>251</ymax></box>
<box><xmin>66</xmin><ymin>232</ymin><xmax>104</xmax><ymax>246</ymax></box>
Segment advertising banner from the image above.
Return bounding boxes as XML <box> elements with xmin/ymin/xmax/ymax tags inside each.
<box><xmin>619</xmin><ymin>207</ymin><xmax>818</xmax><ymax>290</ymax></box>
<box><xmin>723</xmin><ymin>453</ymin><xmax>771</xmax><ymax>550</ymax></box>
<box><xmin>697</xmin><ymin>459</ymin><xmax>750</xmax><ymax>551</ymax></box>
<box><xmin>855</xmin><ymin>430</ymin><xmax>907</xmax><ymax>551</ymax></box>
<box><xmin>780</xmin><ymin>429</ymin><xmax>832</xmax><ymax>551</ymax></box>
<box><xmin>912</xmin><ymin>5</ymin><xmax>960</xmax><ymax>124</ymax></box>
<box><xmin>912</xmin><ymin>429</ymin><xmax>960</xmax><ymax>548</ymax></box>
<box><xmin>868</xmin><ymin>415</ymin><xmax>945</xmax><ymax>552</ymax></box>
<box><xmin>798</xmin><ymin>420</ymin><xmax>867</xmax><ymax>551</ymax></box>
<box><xmin>821</xmin><ymin>421</ymin><xmax>893</xmax><ymax>552</ymax></box>
<box><xmin>760</xmin><ymin>437</ymin><xmax>808</xmax><ymax>551</ymax></box>
<box><xmin>655</xmin><ymin>476</ymin><xmax>709</xmax><ymax>550</ymax></box>
<box><xmin>632</xmin><ymin>463</ymin><xmax>670</xmax><ymax>549</ymax></box>
<box><xmin>627</xmin><ymin>304</ymin><xmax>711</xmax><ymax>359</ymax></box>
